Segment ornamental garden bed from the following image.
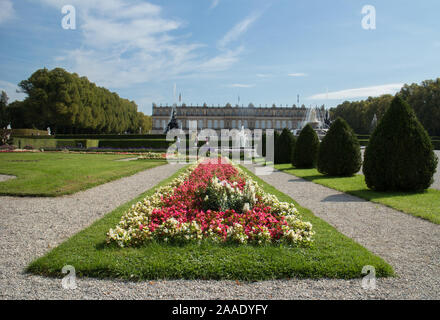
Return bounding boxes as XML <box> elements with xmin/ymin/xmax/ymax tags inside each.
<box><xmin>27</xmin><ymin>158</ymin><xmax>393</xmax><ymax>281</ymax></box>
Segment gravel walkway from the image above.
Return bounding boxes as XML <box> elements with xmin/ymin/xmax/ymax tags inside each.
<box><xmin>1</xmin><ymin>161</ymin><xmax>439</xmax><ymax>300</ymax></box>
<box><xmin>0</xmin><ymin>174</ymin><xmax>15</xmax><ymax>182</ymax></box>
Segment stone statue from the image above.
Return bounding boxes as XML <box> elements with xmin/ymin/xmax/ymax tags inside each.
<box><xmin>164</xmin><ymin>106</ymin><xmax>179</xmax><ymax>134</ymax></box>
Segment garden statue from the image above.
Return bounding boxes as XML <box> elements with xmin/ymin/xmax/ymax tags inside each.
<box><xmin>164</xmin><ymin>106</ymin><xmax>179</xmax><ymax>134</ymax></box>
<box><xmin>47</xmin><ymin>127</ymin><xmax>51</xmax><ymax>136</ymax></box>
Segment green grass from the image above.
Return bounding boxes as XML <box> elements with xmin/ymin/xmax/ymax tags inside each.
<box><xmin>275</xmin><ymin>164</ymin><xmax>440</xmax><ymax>225</ymax></box>
<box><xmin>26</xmin><ymin>165</ymin><xmax>394</xmax><ymax>281</ymax></box>
<box><xmin>0</xmin><ymin>152</ymin><xmax>166</xmax><ymax>197</ymax></box>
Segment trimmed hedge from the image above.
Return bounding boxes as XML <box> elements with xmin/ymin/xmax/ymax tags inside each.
<box><xmin>275</xmin><ymin>128</ymin><xmax>296</xmax><ymax>164</ymax></box>
<box><xmin>317</xmin><ymin>118</ymin><xmax>362</xmax><ymax>176</ymax></box>
<box><xmin>363</xmin><ymin>96</ymin><xmax>438</xmax><ymax>191</ymax></box>
<box><xmin>10</xmin><ymin>129</ymin><xmax>49</xmax><ymax>137</ymax></box>
<box><xmin>13</xmin><ymin>138</ymin><xmax>99</xmax><ymax>149</ymax></box>
<box><xmin>292</xmin><ymin>124</ymin><xmax>320</xmax><ymax>168</ymax></box>
<box><xmin>98</xmin><ymin>139</ymin><xmax>173</xmax><ymax>149</ymax></box>
<box><xmin>55</xmin><ymin>134</ymin><xmax>167</xmax><ymax>140</ymax></box>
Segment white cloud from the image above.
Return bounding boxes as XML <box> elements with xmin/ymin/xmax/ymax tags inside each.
<box><xmin>0</xmin><ymin>0</ymin><xmax>14</xmax><ymax>24</ymax></box>
<box><xmin>0</xmin><ymin>80</ymin><xmax>27</xmax><ymax>102</ymax></box>
<box><xmin>256</xmin><ymin>73</ymin><xmax>271</xmax><ymax>78</ymax></box>
<box><xmin>210</xmin><ymin>0</ymin><xmax>220</xmax><ymax>9</ymax></box>
<box><xmin>228</xmin><ymin>84</ymin><xmax>255</xmax><ymax>88</ymax></box>
<box><xmin>309</xmin><ymin>83</ymin><xmax>404</xmax><ymax>100</ymax></box>
<box><xmin>218</xmin><ymin>12</ymin><xmax>261</xmax><ymax>48</ymax></box>
<box><xmin>288</xmin><ymin>73</ymin><xmax>307</xmax><ymax>77</ymax></box>
<box><xmin>39</xmin><ymin>0</ymin><xmax>243</xmax><ymax>88</ymax></box>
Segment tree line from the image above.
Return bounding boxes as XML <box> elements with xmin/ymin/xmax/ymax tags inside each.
<box><xmin>1</xmin><ymin>68</ymin><xmax>152</xmax><ymax>134</ymax></box>
<box><xmin>330</xmin><ymin>78</ymin><xmax>440</xmax><ymax>136</ymax></box>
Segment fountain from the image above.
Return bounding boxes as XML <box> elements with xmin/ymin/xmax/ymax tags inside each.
<box><xmin>297</xmin><ymin>107</ymin><xmax>331</xmax><ymax>139</ymax></box>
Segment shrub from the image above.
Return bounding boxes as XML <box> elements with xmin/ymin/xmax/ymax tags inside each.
<box><xmin>363</xmin><ymin>96</ymin><xmax>438</xmax><ymax>191</ymax></box>
<box><xmin>98</xmin><ymin>139</ymin><xmax>173</xmax><ymax>149</ymax></box>
<box><xmin>292</xmin><ymin>124</ymin><xmax>320</xmax><ymax>168</ymax></box>
<box><xmin>275</xmin><ymin>128</ymin><xmax>296</xmax><ymax>164</ymax></box>
<box><xmin>317</xmin><ymin>118</ymin><xmax>362</xmax><ymax>176</ymax></box>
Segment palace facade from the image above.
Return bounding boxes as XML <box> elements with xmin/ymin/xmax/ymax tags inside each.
<box><xmin>151</xmin><ymin>103</ymin><xmax>309</xmax><ymax>133</ymax></box>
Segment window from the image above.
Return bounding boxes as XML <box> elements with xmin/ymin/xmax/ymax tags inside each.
<box><xmin>162</xmin><ymin>120</ymin><xmax>166</xmax><ymax>129</ymax></box>
<box><xmin>282</xmin><ymin>120</ymin><xmax>286</xmax><ymax>128</ymax></box>
<box><xmin>255</xmin><ymin>120</ymin><xmax>260</xmax><ymax>129</ymax></box>
<box><xmin>220</xmin><ymin>120</ymin><xmax>224</xmax><ymax>129</ymax></box>
<box><xmin>208</xmin><ymin>120</ymin><xmax>212</xmax><ymax>128</ymax></box>
<box><xmin>267</xmin><ymin>120</ymin><xmax>272</xmax><ymax>129</ymax></box>
<box><xmin>232</xmin><ymin>120</ymin><xmax>236</xmax><ymax>128</ymax></box>
<box><xmin>214</xmin><ymin>120</ymin><xmax>218</xmax><ymax>128</ymax></box>
<box><xmin>198</xmin><ymin>120</ymin><xmax>203</xmax><ymax>129</ymax></box>
<box><xmin>244</xmin><ymin>120</ymin><xmax>248</xmax><ymax>128</ymax></box>
<box><xmin>155</xmin><ymin>120</ymin><xmax>160</xmax><ymax>128</ymax></box>
<box><xmin>276</xmin><ymin>121</ymin><xmax>281</xmax><ymax>129</ymax></box>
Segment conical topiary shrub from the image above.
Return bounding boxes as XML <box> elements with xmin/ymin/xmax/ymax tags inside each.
<box><xmin>317</xmin><ymin>117</ymin><xmax>362</xmax><ymax>176</ymax></box>
<box><xmin>275</xmin><ymin>128</ymin><xmax>296</xmax><ymax>164</ymax></box>
<box><xmin>292</xmin><ymin>124</ymin><xmax>320</xmax><ymax>168</ymax></box>
<box><xmin>363</xmin><ymin>96</ymin><xmax>438</xmax><ymax>191</ymax></box>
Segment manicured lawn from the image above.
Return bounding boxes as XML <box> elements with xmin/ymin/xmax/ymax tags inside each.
<box><xmin>275</xmin><ymin>164</ymin><xmax>440</xmax><ymax>225</ymax></box>
<box><xmin>0</xmin><ymin>152</ymin><xmax>166</xmax><ymax>197</ymax></box>
<box><xmin>26</xmin><ymin>165</ymin><xmax>394</xmax><ymax>281</ymax></box>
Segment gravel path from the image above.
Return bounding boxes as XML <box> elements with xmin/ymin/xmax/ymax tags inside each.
<box><xmin>0</xmin><ymin>174</ymin><xmax>15</xmax><ymax>182</ymax></box>
<box><xmin>1</xmin><ymin>161</ymin><xmax>439</xmax><ymax>300</ymax></box>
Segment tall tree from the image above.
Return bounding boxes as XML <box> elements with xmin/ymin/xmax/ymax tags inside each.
<box><xmin>13</xmin><ymin>68</ymin><xmax>150</xmax><ymax>134</ymax></box>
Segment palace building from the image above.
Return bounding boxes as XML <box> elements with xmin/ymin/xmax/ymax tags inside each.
<box><xmin>151</xmin><ymin>103</ymin><xmax>310</xmax><ymax>133</ymax></box>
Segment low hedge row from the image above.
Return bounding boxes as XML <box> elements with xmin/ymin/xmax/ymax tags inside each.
<box><xmin>55</xmin><ymin>134</ymin><xmax>167</xmax><ymax>140</ymax></box>
<box><xmin>11</xmin><ymin>129</ymin><xmax>50</xmax><ymax>137</ymax></box>
<box><xmin>98</xmin><ymin>139</ymin><xmax>174</xmax><ymax>149</ymax></box>
<box><xmin>13</xmin><ymin>138</ymin><xmax>99</xmax><ymax>149</ymax></box>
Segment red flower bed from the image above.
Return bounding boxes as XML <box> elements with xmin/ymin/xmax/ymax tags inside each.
<box><xmin>108</xmin><ymin>159</ymin><xmax>314</xmax><ymax>246</ymax></box>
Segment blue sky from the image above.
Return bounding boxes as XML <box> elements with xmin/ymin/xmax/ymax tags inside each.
<box><xmin>0</xmin><ymin>0</ymin><xmax>439</xmax><ymax>115</ymax></box>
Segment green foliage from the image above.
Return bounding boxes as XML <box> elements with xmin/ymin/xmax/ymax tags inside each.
<box><xmin>275</xmin><ymin>128</ymin><xmax>296</xmax><ymax>164</ymax></box>
<box><xmin>98</xmin><ymin>139</ymin><xmax>173</xmax><ymax>149</ymax></box>
<box><xmin>317</xmin><ymin>118</ymin><xmax>362</xmax><ymax>176</ymax></box>
<box><xmin>11</xmin><ymin>129</ymin><xmax>49</xmax><ymax>137</ymax></box>
<box><xmin>331</xmin><ymin>95</ymin><xmax>394</xmax><ymax>135</ymax></box>
<box><xmin>54</xmin><ymin>134</ymin><xmax>167</xmax><ymax>140</ymax></box>
<box><xmin>10</xmin><ymin>68</ymin><xmax>152</xmax><ymax>134</ymax></box>
<box><xmin>292</xmin><ymin>124</ymin><xmax>319</xmax><ymax>168</ymax></box>
<box><xmin>12</xmin><ymin>138</ymin><xmax>100</xmax><ymax>149</ymax></box>
<box><xmin>0</xmin><ymin>91</ymin><xmax>9</xmax><ymax>128</ymax></box>
<box><xmin>331</xmin><ymin>78</ymin><xmax>440</xmax><ymax>137</ymax></box>
<box><xmin>363</xmin><ymin>96</ymin><xmax>438</xmax><ymax>191</ymax></box>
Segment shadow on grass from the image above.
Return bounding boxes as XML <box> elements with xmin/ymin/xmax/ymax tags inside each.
<box><xmin>277</xmin><ymin>165</ymin><xmax>429</xmax><ymax>201</ymax></box>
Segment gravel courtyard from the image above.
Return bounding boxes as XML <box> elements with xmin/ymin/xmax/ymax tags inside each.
<box><xmin>0</xmin><ymin>161</ymin><xmax>439</xmax><ymax>300</ymax></box>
